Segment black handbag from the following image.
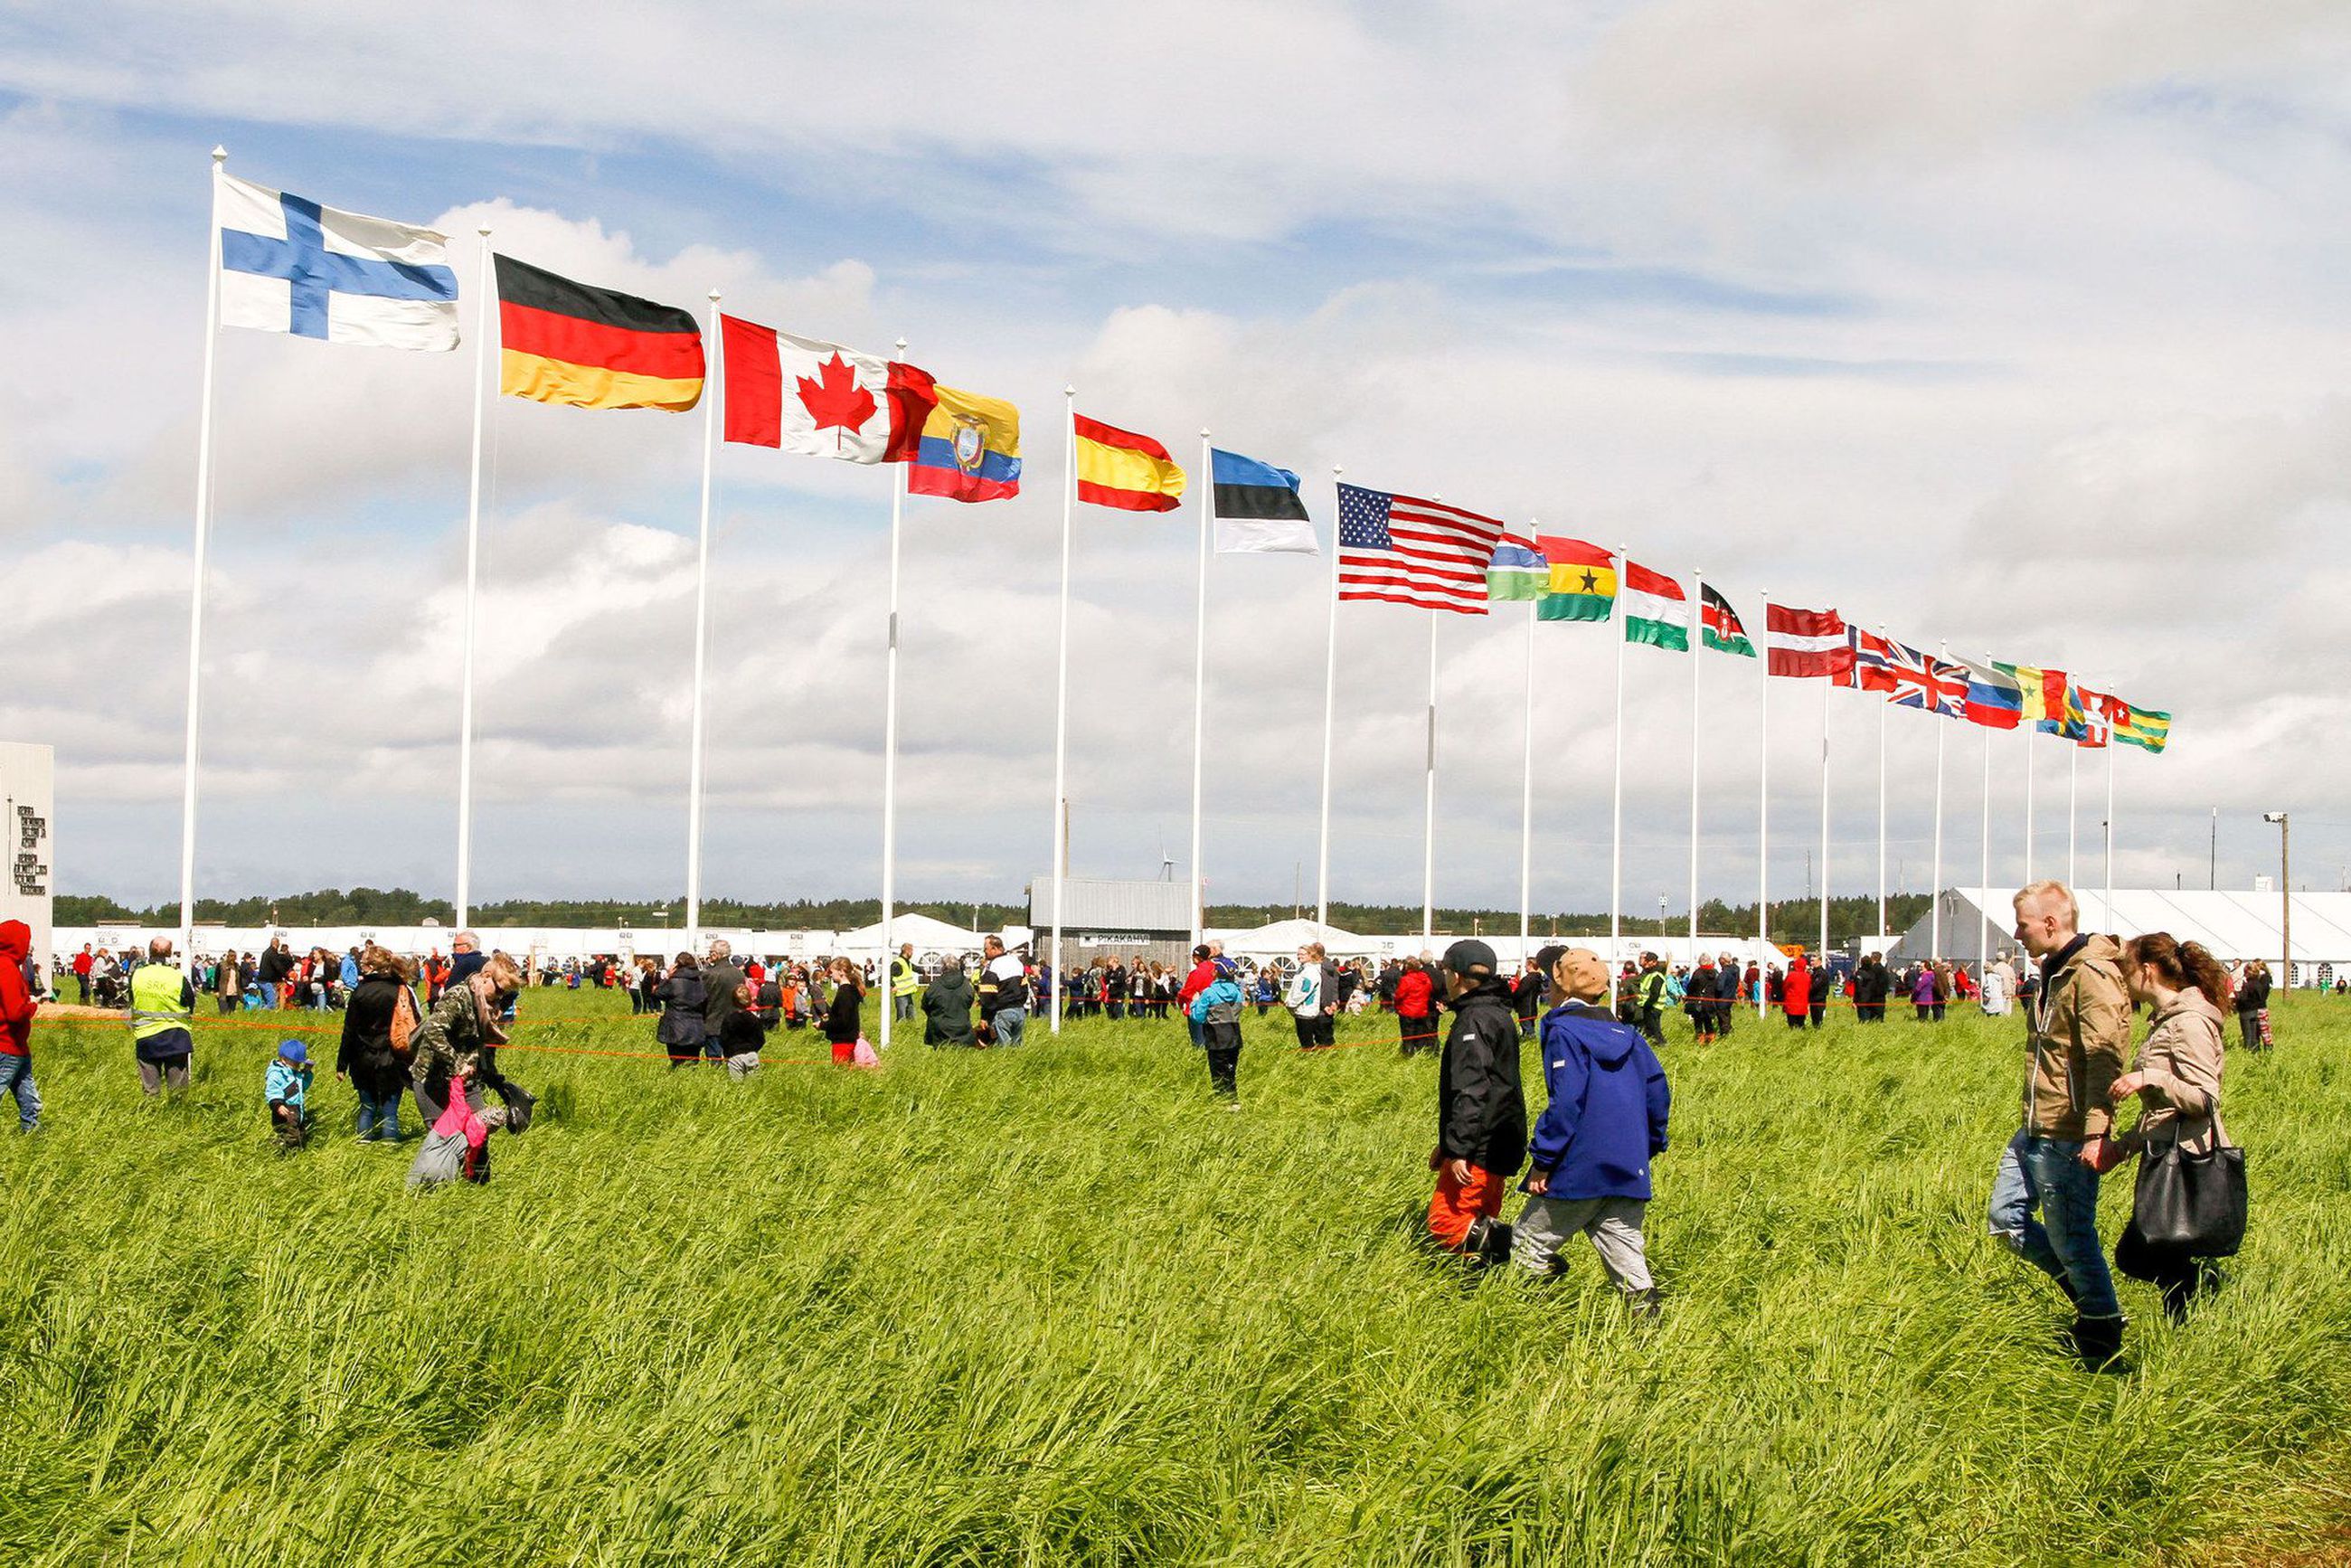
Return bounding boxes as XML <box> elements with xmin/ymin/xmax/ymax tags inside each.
<box><xmin>2134</xmin><ymin>1140</ymin><xmax>2249</xmax><ymax>1257</ymax></box>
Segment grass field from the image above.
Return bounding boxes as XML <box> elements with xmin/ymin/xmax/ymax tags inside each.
<box><xmin>3</xmin><ymin>988</ymin><xmax>2348</xmax><ymax>1565</ymax></box>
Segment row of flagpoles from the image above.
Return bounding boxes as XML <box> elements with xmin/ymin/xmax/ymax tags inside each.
<box><xmin>174</xmin><ymin>155</ymin><xmax>2172</xmax><ymax>1039</ymax></box>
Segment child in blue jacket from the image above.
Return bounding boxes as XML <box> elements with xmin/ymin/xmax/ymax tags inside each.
<box><xmin>266</xmin><ymin>1039</ymin><xmax>314</xmax><ymax>1149</ymax></box>
<box><xmin>1511</xmin><ymin>949</ymin><xmax>1670</xmax><ymax>1312</ymax></box>
<box><xmin>1186</xmin><ymin>971</ymin><xmax>1246</xmax><ymax>1104</ymax></box>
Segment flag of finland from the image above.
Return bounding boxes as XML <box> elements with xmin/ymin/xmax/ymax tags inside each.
<box><xmin>215</xmin><ymin>170</ymin><xmax>459</xmax><ymax>351</ymax></box>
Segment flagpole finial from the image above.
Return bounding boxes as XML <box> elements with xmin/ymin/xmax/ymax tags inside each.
<box><xmin>1200</xmin><ymin>426</ymin><xmax>1210</xmax><ymax>439</ymax></box>
<box><xmin>211</xmin><ymin>146</ymin><xmax>227</xmax><ymax>164</ymax></box>
<box><xmin>895</xmin><ymin>336</ymin><xmax>907</xmax><ymax>353</ymax></box>
<box><xmin>708</xmin><ymin>288</ymin><xmax>722</xmax><ymax>303</ymax></box>
<box><xmin>1063</xmin><ymin>384</ymin><xmax>1075</xmax><ymax>399</ymax></box>
<box><xmin>477</xmin><ymin>226</ymin><xmax>492</xmax><ymax>239</ymax></box>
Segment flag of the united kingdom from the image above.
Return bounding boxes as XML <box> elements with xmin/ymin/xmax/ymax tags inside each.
<box><xmin>1886</xmin><ymin>641</ymin><xmax>1968</xmax><ymax>717</ymax></box>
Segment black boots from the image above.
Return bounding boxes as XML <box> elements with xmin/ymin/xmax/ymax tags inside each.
<box><xmin>1461</xmin><ymin>1216</ymin><xmax>1515</xmax><ymax>1269</ymax></box>
<box><xmin>2069</xmin><ymin>1313</ymin><xmax>2127</xmax><ymax>1373</ymax></box>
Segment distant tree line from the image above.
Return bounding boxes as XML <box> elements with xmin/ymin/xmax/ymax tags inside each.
<box><xmin>57</xmin><ymin>885</ymin><xmax>1936</xmax><ymax>948</ymax></box>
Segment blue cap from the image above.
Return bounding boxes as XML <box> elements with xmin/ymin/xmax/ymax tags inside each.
<box><xmin>278</xmin><ymin>1040</ymin><xmax>307</xmax><ymax>1063</ymax></box>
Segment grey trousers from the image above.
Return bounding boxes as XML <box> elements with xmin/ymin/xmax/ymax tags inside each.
<box><xmin>725</xmin><ymin>1052</ymin><xmax>760</xmax><ymax>1082</ymax></box>
<box><xmin>1510</xmin><ymin>1194</ymin><xmax>1653</xmax><ymax>1291</ymax></box>
<box><xmin>137</xmin><ymin>1056</ymin><xmax>192</xmax><ymax>1095</ymax></box>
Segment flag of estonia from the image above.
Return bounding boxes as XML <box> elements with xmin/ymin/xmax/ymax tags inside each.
<box><xmin>496</xmin><ymin>255</ymin><xmax>703</xmax><ymax>412</ymax></box>
<box><xmin>1211</xmin><ymin>449</ymin><xmax>1317</xmax><ymax>553</ymax></box>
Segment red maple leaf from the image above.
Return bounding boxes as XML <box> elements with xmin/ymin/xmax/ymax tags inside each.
<box><xmin>796</xmin><ymin>352</ymin><xmax>877</xmax><ymax>443</ymax></box>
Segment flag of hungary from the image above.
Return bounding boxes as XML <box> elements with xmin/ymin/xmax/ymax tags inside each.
<box><xmin>1622</xmin><ymin>561</ymin><xmax>1688</xmax><ymax>650</ymax></box>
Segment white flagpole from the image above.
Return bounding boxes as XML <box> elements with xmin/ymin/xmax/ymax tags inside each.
<box><xmin>1189</xmin><ymin>429</ymin><xmax>1211</xmax><ymax>949</ymax></box>
<box><xmin>1757</xmin><ymin>590</ymin><xmax>1770</xmax><ymax>1009</ymax></box>
<box><xmin>454</xmin><ymin>223</ymin><xmax>494</xmax><ymax>930</ymax></box>
<box><xmin>1316</xmin><ymin>466</ymin><xmax>1341</xmax><ymax>930</ymax></box>
<box><xmin>1818</xmin><ymin>661</ymin><xmax>1831</xmax><ymax>958</ymax></box>
<box><xmin>2024</xmin><ymin>720</ymin><xmax>2035</xmax><ymax>884</ymax></box>
<box><xmin>1517</xmin><ymin>585</ymin><xmax>1535</xmax><ymax>961</ymax></box>
<box><xmin>1609</xmin><ymin>544</ymin><xmax>1627</xmax><ymax>999</ymax></box>
<box><xmin>1876</xmin><ymin>624</ymin><xmax>1889</xmax><ymax>946</ymax></box>
<box><xmin>1421</xmin><ymin>611</ymin><xmax>1439</xmax><ymax>946</ymax></box>
<box><xmin>178</xmin><ymin>147</ymin><xmax>229</xmax><ymax>957</ymax></box>
<box><xmin>2067</xmin><ymin>738</ymin><xmax>2078</xmax><ymax>888</ymax></box>
<box><xmin>1930</xmin><ymin>640</ymin><xmax>1948</xmax><ymax>959</ymax></box>
<box><xmin>1050</xmin><ymin>387</ymin><xmax>1074</xmax><ymax>1034</ymax></box>
<box><xmin>684</xmin><ymin>288</ymin><xmax>721</xmax><ymax>953</ymax></box>
<box><xmin>1978</xmin><ymin>666</ymin><xmax>1993</xmax><ymax>978</ymax></box>
<box><xmin>1687</xmin><ymin>569</ymin><xmax>1702</xmax><ymax>959</ymax></box>
<box><xmin>877</xmin><ymin>336</ymin><xmax>909</xmax><ymax>1050</ymax></box>
<box><xmin>2104</xmin><ymin>696</ymin><xmax>2117</xmax><ymax>921</ymax></box>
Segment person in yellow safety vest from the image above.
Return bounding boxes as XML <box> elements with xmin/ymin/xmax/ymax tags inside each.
<box><xmin>891</xmin><ymin>943</ymin><xmax>921</xmax><ymax>1025</ymax></box>
<box><xmin>128</xmin><ymin>935</ymin><xmax>198</xmax><ymax>1096</ymax></box>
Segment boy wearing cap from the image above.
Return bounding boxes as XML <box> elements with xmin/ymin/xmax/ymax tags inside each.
<box><xmin>1512</xmin><ymin>948</ymin><xmax>1671</xmax><ymax>1312</ymax></box>
<box><xmin>1425</xmin><ymin>939</ymin><xmax>1527</xmax><ymax>1264</ymax></box>
<box><xmin>265</xmin><ymin>1039</ymin><xmax>314</xmax><ymax>1150</ymax></box>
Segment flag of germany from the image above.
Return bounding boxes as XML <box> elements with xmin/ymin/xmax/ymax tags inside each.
<box><xmin>495</xmin><ymin>255</ymin><xmax>703</xmax><ymax>411</ymax></box>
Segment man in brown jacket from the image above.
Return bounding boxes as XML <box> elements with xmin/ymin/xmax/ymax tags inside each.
<box><xmin>1989</xmin><ymin>879</ymin><xmax>2131</xmax><ymax>1369</ymax></box>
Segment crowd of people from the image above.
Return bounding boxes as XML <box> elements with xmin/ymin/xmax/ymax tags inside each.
<box><xmin>0</xmin><ymin>883</ymin><xmax>2271</xmax><ymax>1369</ymax></box>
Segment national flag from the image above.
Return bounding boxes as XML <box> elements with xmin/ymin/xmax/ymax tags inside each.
<box><xmin>1953</xmin><ymin>657</ymin><xmax>2025</xmax><ymax>730</ymax></box>
<box><xmin>1210</xmin><ymin>449</ymin><xmax>1316</xmax><ymax>553</ymax></box>
<box><xmin>1765</xmin><ymin>604</ymin><xmax>1854</xmax><ymax>679</ymax></box>
<box><xmin>2114</xmin><ymin>700</ymin><xmax>2171</xmax><ymax>753</ymax></box>
<box><xmin>1846</xmin><ymin>628</ymin><xmax>1900</xmax><ymax>693</ymax></box>
<box><xmin>1075</xmin><ymin>416</ymin><xmax>1185</xmax><ymax>512</ymax></box>
<box><xmin>1621</xmin><ymin>561</ymin><xmax>1688</xmax><ymax>651</ymax></box>
<box><xmin>1886</xmin><ymin>646</ymin><xmax>1968</xmax><ymax>717</ymax></box>
<box><xmin>496</xmin><ymin>256</ymin><xmax>703</xmax><ymax>411</ymax></box>
<box><xmin>215</xmin><ymin>171</ymin><xmax>458</xmax><ymax>351</ymax></box>
<box><xmin>1336</xmin><ymin>483</ymin><xmax>1506</xmax><ymax>614</ymax></box>
<box><xmin>1994</xmin><ymin>662</ymin><xmax>2071</xmax><ymax>734</ymax></box>
<box><xmin>2065</xmin><ymin>686</ymin><xmax>2112</xmax><ymax>749</ymax></box>
<box><xmin>1534</xmin><ymin>536</ymin><xmax>1616</xmax><ymax>623</ymax></box>
<box><xmin>720</xmin><ymin>316</ymin><xmax>935</xmax><ymax>460</ymax></box>
<box><xmin>1486</xmin><ymin>534</ymin><xmax>1547</xmax><ymax>600</ymax></box>
<box><xmin>1701</xmin><ymin>585</ymin><xmax>1755</xmax><ymax>657</ymax></box>
<box><xmin>908</xmin><ymin>384</ymin><xmax>1021</xmax><ymax>502</ymax></box>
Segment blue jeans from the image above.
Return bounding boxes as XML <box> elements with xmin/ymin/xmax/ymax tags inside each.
<box><xmin>893</xmin><ymin>994</ymin><xmax>915</xmax><ymax>1023</ymax></box>
<box><xmin>991</xmin><ymin>1007</ymin><xmax>1024</xmax><ymax>1047</ymax></box>
<box><xmin>356</xmin><ymin>1089</ymin><xmax>406</xmax><ymax>1141</ymax></box>
<box><xmin>1</xmin><ymin>1053</ymin><xmax>37</xmax><ymax>1132</ymax></box>
<box><xmin>1988</xmin><ymin>1129</ymin><xmax>2120</xmax><ymax>1318</ymax></box>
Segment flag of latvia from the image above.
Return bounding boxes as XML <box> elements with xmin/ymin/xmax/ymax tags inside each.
<box><xmin>1765</xmin><ymin>604</ymin><xmax>1854</xmax><ymax>679</ymax></box>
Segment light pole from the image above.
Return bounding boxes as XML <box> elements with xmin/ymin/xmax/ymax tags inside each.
<box><xmin>2264</xmin><ymin>812</ymin><xmax>2291</xmax><ymax>989</ymax></box>
<box><xmin>1657</xmin><ymin>895</ymin><xmax>1668</xmax><ymax>941</ymax></box>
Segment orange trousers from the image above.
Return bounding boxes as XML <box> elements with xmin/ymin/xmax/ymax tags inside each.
<box><xmin>1426</xmin><ymin>1161</ymin><xmax>1509</xmax><ymax>1250</ymax></box>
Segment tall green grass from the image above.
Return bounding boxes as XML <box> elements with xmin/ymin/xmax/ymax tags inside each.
<box><xmin>1</xmin><ymin>991</ymin><xmax>2346</xmax><ymax>1564</ymax></box>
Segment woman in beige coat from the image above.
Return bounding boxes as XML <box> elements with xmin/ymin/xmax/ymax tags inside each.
<box><xmin>2107</xmin><ymin>932</ymin><xmax>2233</xmax><ymax>1321</ymax></box>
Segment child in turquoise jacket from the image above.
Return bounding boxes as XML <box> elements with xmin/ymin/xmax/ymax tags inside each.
<box><xmin>266</xmin><ymin>1040</ymin><xmax>314</xmax><ymax>1149</ymax></box>
<box><xmin>1186</xmin><ymin>973</ymin><xmax>1246</xmax><ymax>1102</ymax></box>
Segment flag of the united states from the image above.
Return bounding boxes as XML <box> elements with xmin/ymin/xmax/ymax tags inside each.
<box><xmin>1336</xmin><ymin>483</ymin><xmax>1505</xmax><ymax>614</ymax></box>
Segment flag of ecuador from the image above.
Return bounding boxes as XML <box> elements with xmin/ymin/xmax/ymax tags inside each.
<box><xmin>495</xmin><ymin>255</ymin><xmax>703</xmax><ymax>411</ymax></box>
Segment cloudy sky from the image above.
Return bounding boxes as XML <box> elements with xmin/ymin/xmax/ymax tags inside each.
<box><xmin>5</xmin><ymin>2</ymin><xmax>2349</xmax><ymax>920</ymax></box>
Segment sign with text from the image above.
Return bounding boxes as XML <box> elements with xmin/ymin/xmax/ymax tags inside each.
<box><xmin>0</xmin><ymin>742</ymin><xmax>54</xmax><ymax>978</ymax></box>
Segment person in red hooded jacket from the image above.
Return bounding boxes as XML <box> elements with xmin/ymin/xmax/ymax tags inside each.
<box><xmin>1394</xmin><ymin>957</ymin><xmax>1439</xmax><ymax>1057</ymax></box>
<box><xmin>0</xmin><ymin>921</ymin><xmax>40</xmax><ymax>1133</ymax></box>
<box><xmin>1780</xmin><ymin>954</ymin><xmax>1811</xmax><ymax>1030</ymax></box>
